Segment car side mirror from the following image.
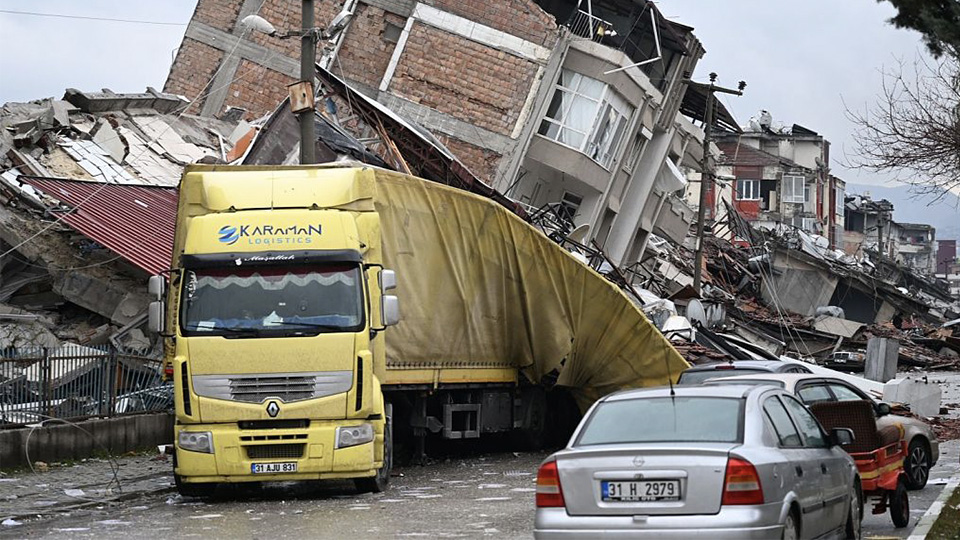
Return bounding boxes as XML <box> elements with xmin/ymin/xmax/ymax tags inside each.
<box><xmin>831</xmin><ymin>427</ymin><xmax>855</xmax><ymax>447</ymax></box>
<box><xmin>876</xmin><ymin>402</ymin><xmax>891</xmax><ymax>417</ymax></box>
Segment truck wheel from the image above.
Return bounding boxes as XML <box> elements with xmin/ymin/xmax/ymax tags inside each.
<box><xmin>890</xmin><ymin>478</ymin><xmax>910</xmax><ymax>528</ymax></box>
<box><xmin>173</xmin><ymin>453</ymin><xmax>216</xmax><ymax>498</ymax></box>
<box><xmin>356</xmin><ymin>404</ymin><xmax>392</xmax><ymax>493</ymax></box>
<box><xmin>175</xmin><ymin>474</ymin><xmax>217</xmax><ymax>498</ymax></box>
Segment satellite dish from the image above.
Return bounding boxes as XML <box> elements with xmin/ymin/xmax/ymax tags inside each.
<box><xmin>686</xmin><ymin>299</ymin><xmax>707</xmax><ymax>326</ymax></box>
<box><xmin>567</xmin><ymin>223</ymin><xmax>590</xmax><ymax>244</ymax></box>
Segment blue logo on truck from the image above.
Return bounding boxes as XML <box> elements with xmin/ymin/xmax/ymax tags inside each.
<box><xmin>217</xmin><ymin>224</ymin><xmax>322</xmax><ymax>246</ymax></box>
<box><xmin>218</xmin><ymin>226</ymin><xmax>239</xmax><ymax>245</ymax></box>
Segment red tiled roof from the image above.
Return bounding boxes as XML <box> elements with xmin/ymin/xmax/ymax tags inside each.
<box><xmin>21</xmin><ymin>177</ymin><xmax>177</xmax><ymax>275</ymax></box>
<box><xmin>716</xmin><ymin>141</ymin><xmax>803</xmax><ymax>169</ymax></box>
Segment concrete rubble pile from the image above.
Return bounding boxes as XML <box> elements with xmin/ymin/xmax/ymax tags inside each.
<box><xmin>0</xmin><ymin>89</ymin><xmax>252</xmax><ymax>422</ymax></box>
<box><xmin>624</xmin><ymin>202</ymin><xmax>960</xmax><ymax>374</ymax></box>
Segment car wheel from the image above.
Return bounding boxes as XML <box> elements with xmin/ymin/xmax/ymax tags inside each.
<box><xmin>782</xmin><ymin>509</ymin><xmax>800</xmax><ymax>540</ymax></box>
<box><xmin>904</xmin><ymin>439</ymin><xmax>930</xmax><ymax>490</ymax></box>
<box><xmin>845</xmin><ymin>483</ymin><xmax>862</xmax><ymax>539</ymax></box>
<box><xmin>890</xmin><ymin>478</ymin><xmax>910</xmax><ymax>528</ymax></box>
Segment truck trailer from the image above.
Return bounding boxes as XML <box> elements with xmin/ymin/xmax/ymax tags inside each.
<box><xmin>150</xmin><ymin>164</ymin><xmax>686</xmax><ymax>495</ymax></box>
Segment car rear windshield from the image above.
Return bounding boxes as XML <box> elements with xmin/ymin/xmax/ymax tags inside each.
<box><xmin>678</xmin><ymin>368</ymin><xmax>768</xmax><ymax>385</ymax></box>
<box><xmin>576</xmin><ymin>397</ymin><xmax>743</xmax><ymax>446</ymax></box>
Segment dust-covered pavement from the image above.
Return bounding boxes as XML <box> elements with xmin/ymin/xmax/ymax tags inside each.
<box><xmin>2</xmin><ymin>450</ymin><xmax>549</xmax><ymax>539</ymax></box>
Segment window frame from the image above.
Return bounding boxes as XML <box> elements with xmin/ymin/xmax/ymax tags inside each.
<box><xmin>762</xmin><ymin>396</ymin><xmax>804</xmax><ymax>448</ymax></box>
<box><xmin>736</xmin><ymin>178</ymin><xmax>761</xmax><ymax>201</ymax></box>
<box><xmin>538</xmin><ymin>69</ymin><xmax>635</xmax><ymax>170</ymax></box>
<box><xmin>781</xmin><ymin>394</ymin><xmax>830</xmax><ymax>448</ymax></box>
<box><xmin>781</xmin><ymin>175</ymin><xmax>807</xmax><ymax>204</ymax></box>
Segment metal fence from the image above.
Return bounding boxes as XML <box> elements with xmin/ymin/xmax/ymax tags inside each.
<box><xmin>0</xmin><ymin>345</ymin><xmax>171</xmax><ymax>427</ymax></box>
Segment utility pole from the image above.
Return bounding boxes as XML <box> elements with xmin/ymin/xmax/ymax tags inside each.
<box><xmin>686</xmin><ymin>73</ymin><xmax>745</xmax><ymax>295</ymax></box>
<box><xmin>299</xmin><ymin>0</ymin><xmax>317</xmax><ymax>164</ymax></box>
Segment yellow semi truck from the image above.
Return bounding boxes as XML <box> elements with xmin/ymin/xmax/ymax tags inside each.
<box><xmin>150</xmin><ymin>164</ymin><xmax>685</xmax><ymax>496</ymax></box>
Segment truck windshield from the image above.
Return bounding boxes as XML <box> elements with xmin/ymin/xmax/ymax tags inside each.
<box><xmin>180</xmin><ymin>264</ymin><xmax>364</xmax><ymax>336</ymax></box>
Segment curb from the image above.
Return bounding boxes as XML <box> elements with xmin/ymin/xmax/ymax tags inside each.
<box><xmin>907</xmin><ymin>475</ymin><xmax>960</xmax><ymax>540</ymax></box>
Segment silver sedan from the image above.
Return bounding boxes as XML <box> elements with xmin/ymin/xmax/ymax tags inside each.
<box><xmin>534</xmin><ymin>384</ymin><xmax>863</xmax><ymax>539</ymax></box>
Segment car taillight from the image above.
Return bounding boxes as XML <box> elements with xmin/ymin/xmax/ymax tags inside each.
<box><xmin>536</xmin><ymin>460</ymin><xmax>565</xmax><ymax>508</ymax></box>
<box><xmin>722</xmin><ymin>457</ymin><xmax>764</xmax><ymax>505</ymax></box>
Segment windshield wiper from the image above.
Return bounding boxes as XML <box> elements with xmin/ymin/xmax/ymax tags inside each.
<box><xmin>184</xmin><ymin>324</ymin><xmax>263</xmax><ymax>336</ymax></box>
<box><xmin>269</xmin><ymin>321</ymin><xmax>346</xmax><ymax>331</ymax></box>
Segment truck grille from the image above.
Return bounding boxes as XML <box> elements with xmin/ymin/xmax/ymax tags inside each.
<box><xmin>192</xmin><ymin>371</ymin><xmax>353</xmax><ymax>403</ymax></box>
<box><xmin>245</xmin><ymin>443</ymin><xmax>305</xmax><ymax>459</ymax></box>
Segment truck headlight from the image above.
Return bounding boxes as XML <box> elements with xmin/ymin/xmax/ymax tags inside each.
<box><xmin>178</xmin><ymin>430</ymin><xmax>214</xmax><ymax>454</ymax></box>
<box><xmin>336</xmin><ymin>424</ymin><xmax>374</xmax><ymax>449</ymax></box>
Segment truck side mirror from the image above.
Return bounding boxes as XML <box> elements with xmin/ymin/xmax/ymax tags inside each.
<box><xmin>380</xmin><ymin>269</ymin><xmax>397</xmax><ymax>292</ymax></box>
<box><xmin>148</xmin><ymin>275</ymin><xmax>166</xmax><ymax>299</ymax></box>
<box><xmin>382</xmin><ymin>295</ymin><xmax>400</xmax><ymax>326</ymax></box>
<box><xmin>148</xmin><ymin>301</ymin><xmax>165</xmax><ymax>334</ymax></box>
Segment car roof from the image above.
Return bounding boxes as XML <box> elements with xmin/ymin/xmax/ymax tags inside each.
<box><xmin>706</xmin><ymin>373</ymin><xmax>845</xmax><ymax>386</ymax></box>
<box><xmin>682</xmin><ymin>359</ymin><xmax>799</xmax><ymax>372</ymax></box>
<box><xmin>603</xmin><ymin>384</ymin><xmax>772</xmax><ymax>402</ymax></box>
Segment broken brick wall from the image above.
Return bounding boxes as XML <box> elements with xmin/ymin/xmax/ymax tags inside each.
<box><xmin>163</xmin><ymin>0</ymin><xmax>559</xmax><ymax>181</ymax></box>
<box><xmin>163</xmin><ymin>38</ymin><xmax>224</xmax><ymax>115</ymax></box>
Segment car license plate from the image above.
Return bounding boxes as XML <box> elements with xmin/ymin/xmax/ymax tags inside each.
<box><xmin>601</xmin><ymin>480</ymin><xmax>680</xmax><ymax>502</ymax></box>
<box><xmin>251</xmin><ymin>462</ymin><xmax>298</xmax><ymax>474</ymax></box>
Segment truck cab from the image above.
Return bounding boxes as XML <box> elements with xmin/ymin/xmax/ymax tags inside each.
<box><xmin>149</xmin><ymin>165</ymin><xmax>399</xmax><ymax>495</ymax></box>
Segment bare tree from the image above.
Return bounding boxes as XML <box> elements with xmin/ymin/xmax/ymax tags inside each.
<box><xmin>845</xmin><ymin>54</ymin><xmax>960</xmax><ymax>196</ymax></box>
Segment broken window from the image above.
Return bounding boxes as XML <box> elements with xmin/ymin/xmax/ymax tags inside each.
<box><xmin>560</xmin><ymin>191</ymin><xmax>583</xmax><ymax>221</ymax></box>
<box><xmin>834</xmin><ymin>186</ymin><xmax>844</xmax><ymax>217</ymax></box>
<box><xmin>781</xmin><ymin>175</ymin><xmax>807</xmax><ymax>204</ymax></box>
<box><xmin>539</xmin><ymin>69</ymin><xmax>635</xmax><ymax>169</ymax></box>
<box><xmin>736</xmin><ymin>179</ymin><xmax>760</xmax><ymax>200</ymax></box>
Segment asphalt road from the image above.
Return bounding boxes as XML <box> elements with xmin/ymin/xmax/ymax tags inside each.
<box><xmin>5</xmin><ymin>442</ymin><xmax>958</xmax><ymax>539</ymax></box>
<box><xmin>5</xmin><ymin>372</ymin><xmax>959</xmax><ymax>539</ymax></box>
<box><xmin>5</xmin><ymin>450</ymin><xmax>546</xmax><ymax>539</ymax></box>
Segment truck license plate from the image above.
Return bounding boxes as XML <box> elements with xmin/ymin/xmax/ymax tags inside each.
<box><xmin>251</xmin><ymin>462</ymin><xmax>298</xmax><ymax>474</ymax></box>
<box><xmin>601</xmin><ymin>480</ymin><xmax>680</xmax><ymax>501</ymax></box>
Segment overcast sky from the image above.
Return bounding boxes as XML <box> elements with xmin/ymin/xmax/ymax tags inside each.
<box><xmin>0</xmin><ymin>0</ymin><xmax>933</xmax><ymax>188</ymax></box>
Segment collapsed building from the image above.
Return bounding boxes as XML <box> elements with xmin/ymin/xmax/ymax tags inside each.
<box><xmin>2</xmin><ymin>2</ymin><xmax>958</xmax><ymax>425</ymax></box>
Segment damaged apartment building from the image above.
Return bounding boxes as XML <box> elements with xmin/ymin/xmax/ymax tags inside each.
<box><xmin>163</xmin><ymin>0</ymin><xmax>726</xmax><ymax>267</ymax></box>
<box><xmin>691</xmin><ymin>112</ymin><xmax>846</xmax><ymax>250</ymax></box>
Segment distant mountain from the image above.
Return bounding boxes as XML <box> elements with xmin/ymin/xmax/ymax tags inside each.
<box><xmin>846</xmin><ymin>183</ymin><xmax>960</xmax><ymax>241</ymax></box>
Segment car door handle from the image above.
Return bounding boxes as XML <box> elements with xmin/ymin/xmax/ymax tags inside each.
<box><xmin>795</xmin><ymin>465</ymin><xmax>803</xmax><ymax>477</ymax></box>
<box><xmin>820</xmin><ymin>463</ymin><xmax>828</xmax><ymax>474</ymax></box>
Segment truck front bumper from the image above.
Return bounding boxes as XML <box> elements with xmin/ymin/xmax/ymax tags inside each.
<box><xmin>175</xmin><ymin>420</ymin><xmax>380</xmax><ymax>483</ymax></box>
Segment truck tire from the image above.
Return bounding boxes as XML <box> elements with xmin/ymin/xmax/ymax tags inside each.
<box><xmin>173</xmin><ymin>453</ymin><xmax>216</xmax><ymax>498</ymax></box>
<box><xmin>511</xmin><ymin>388</ymin><xmax>548</xmax><ymax>450</ymax></box>
<box><xmin>356</xmin><ymin>404</ymin><xmax>392</xmax><ymax>493</ymax></box>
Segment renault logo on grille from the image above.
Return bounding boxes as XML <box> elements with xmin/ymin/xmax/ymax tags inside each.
<box><xmin>266</xmin><ymin>401</ymin><xmax>280</xmax><ymax>417</ymax></box>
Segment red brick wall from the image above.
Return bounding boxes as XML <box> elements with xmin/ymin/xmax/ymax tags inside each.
<box><xmin>438</xmin><ymin>135</ymin><xmax>501</xmax><ymax>182</ymax></box>
<box><xmin>336</xmin><ymin>4</ymin><xmax>407</xmax><ymax>88</ymax></box>
<box><xmin>389</xmin><ymin>24</ymin><xmax>539</xmax><ymax>136</ymax></box>
<box><xmin>193</xmin><ymin>0</ymin><xmax>243</xmax><ymax>32</ymax></box>
<box><xmin>425</xmin><ymin>0</ymin><xmax>557</xmax><ymax>47</ymax></box>
<box><xmin>163</xmin><ymin>38</ymin><xmax>225</xmax><ymax>114</ymax></box>
<box><xmin>223</xmin><ymin>59</ymin><xmax>297</xmax><ymax>120</ymax></box>
<box><xmin>248</xmin><ymin>0</ymin><xmax>345</xmax><ymax>58</ymax></box>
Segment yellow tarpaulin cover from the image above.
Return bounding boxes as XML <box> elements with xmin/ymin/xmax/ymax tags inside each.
<box><xmin>375</xmin><ymin>170</ymin><xmax>688</xmax><ymax>407</ymax></box>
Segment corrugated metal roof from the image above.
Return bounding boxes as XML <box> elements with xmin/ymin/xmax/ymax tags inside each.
<box><xmin>20</xmin><ymin>177</ymin><xmax>177</xmax><ymax>275</ymax></box>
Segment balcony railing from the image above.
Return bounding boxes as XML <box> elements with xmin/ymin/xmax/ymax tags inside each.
<box><xmin>567</xmin><ymin>10</ymin><xmax>617</xmax><ymax>43</ymax></box>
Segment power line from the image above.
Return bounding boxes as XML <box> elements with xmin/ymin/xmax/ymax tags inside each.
<box><xmin>0</xmin><ymin>9</ymin><xmax>187</xmax><ymax>27</ymax></box>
